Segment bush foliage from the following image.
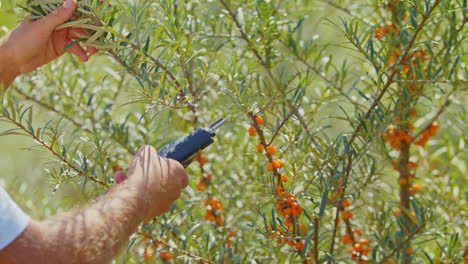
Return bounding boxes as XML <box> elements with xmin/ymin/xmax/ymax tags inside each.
<box><xmin>1</xmin><ymin>0</ymin><xmax>467</xmax><ymax>263</ymax></box>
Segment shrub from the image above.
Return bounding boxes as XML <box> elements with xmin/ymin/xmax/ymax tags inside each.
<box><xmin>1</xmin><ymin>0</ymin><xmax>467</xmax><ymax>263</ymax></box>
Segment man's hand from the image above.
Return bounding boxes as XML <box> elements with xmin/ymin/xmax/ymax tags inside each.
<box><xmin>115</xmin><ymin>145</ymin><xmax>189</xmax><ymax>220</ymax></box>
<box><xmin>0</xmin><ymin>0</ymin><xmax>96</xmax><ymax>87</ymax></box>
<box><xmin>0</xmin><ymin>145</ymin><xmax>188</xmax><ymax>264</ymax></box>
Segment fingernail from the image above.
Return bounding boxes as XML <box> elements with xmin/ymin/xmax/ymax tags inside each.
<box><xmin>63</xmin><ymin>0</ymin><xmax>74</xmax><ymax>10</ymax></box>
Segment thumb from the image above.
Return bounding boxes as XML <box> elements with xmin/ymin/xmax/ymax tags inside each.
<box><xmin>39</xmin><ymin>0</ymin><xmax>77</xmax><ymax>31</ymax></box>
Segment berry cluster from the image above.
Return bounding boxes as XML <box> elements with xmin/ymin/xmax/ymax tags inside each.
<box><xmin>247</xmin><ymin>113</ymin><xmax>306</xmax><ymax>255</ymax></box>
<box><xmin>142</xmin><ymin>236</ymin><xmax>175</xmax><ymax>263</ymax></box>
<box><xmin>193</xmin><ymin>152</ymin><xmax>226</xmax><ymax>227</ymax></box>
<box><xmin>204</xmin><ymin>198</ymin><xmax>224</xmax><ymax>226</ymax></box>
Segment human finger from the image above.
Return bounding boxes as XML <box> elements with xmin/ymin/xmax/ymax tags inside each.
<box><xmin>37</xmin><ymin>0</ymin><xmax>77</xmax><ymax>32</ymax></box>
<box><xmin>87</xmin><ymin>46</ymin><xmax>97</xmax><ymax>55</ymax></box>
<box><xmin>65</xmin><ymin>40</ymin><xmax>89</xmax><ymax>61</ymax></box>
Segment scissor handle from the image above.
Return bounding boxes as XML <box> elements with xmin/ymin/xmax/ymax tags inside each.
<box><xmin>158</xmin><ymin>128</ymin><xmax>215</xmax><ymax>166</ymax></box>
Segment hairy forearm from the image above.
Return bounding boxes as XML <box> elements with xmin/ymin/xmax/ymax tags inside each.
<box><xmin>1</xmin><ymin>179</ymin><xmax>149</xmax><ymax>264</ymax></box>
<box><xmin>0</xmin><ymin>35</ymin><xmax>19</xmax><ymax>89</ymax></box>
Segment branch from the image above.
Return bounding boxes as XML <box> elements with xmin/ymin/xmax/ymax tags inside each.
<box><xmin>0</xmin><ymin>111</ymin><xmax>109</xmax><ymax>187</ymax></box>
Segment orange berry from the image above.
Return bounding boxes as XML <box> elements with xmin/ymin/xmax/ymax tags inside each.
<box><xmin>393</xmin><ymin>208</ymin><xmax>402</xmax><ymax>217</ymax></box>
<box><xmin>206</xmin><ymin>173</ymin><xmax>213</xmax><ymax>181</ymax></box>
<box><xmin>255</xmin><ymin>116</ymin><xmax>264</xmax><ymax>125</ymax></box>
<box><xmin>144</xmin><ymin>247</ymin><xmax>155</xmax><ymax>262</ymax></box>
<box><xmin>295</xmin><ymin>240</ymin><xmax>304</xmax><ymax>251</ymax></box>
<box><xmin>299</xmin><ymin>224</ymin><xmax>306</xmax><ymax>234</ymax></box>
<box><xmin>342</xmin><ymin>234</ymin><xmax>353</xmax><ymax>244</ymax></box>
<box><xmin>281</xmin><ymin>174</ymin><xmax>289</xmax><ymax>183</ymax></box>
<box><xmin>267</xmin><ymin>162</ymin><xmax>274</xmax><ymax>171</ymax></box>
<box><xmin>197</xmin><ymin>178</ymin><xmax>207</xmax><ymax>191</ymax></box>
<box><xmin>374</xmin><ymin>26</ymin><xmax>388</xmax><ymax>39</ymax></box>
<box><xmin>256</xmin><ymin>143</ymin><xmax>263</xmax><ymax>152</ymax></box>
<box><xmin>406</xmin><ymin>246</ymin><xmax>412</xmax><ymax>254</ymax></box>
<box><xmin>410</xmin><ymin>182</ymin><xmax>421</xmax><ymax>194</ymax></box>
<box><xmin>400</xmin><ymin>177</ymin><xmax>408</xmax><ymax>185</ymax></box>
<box><xmin>159</xmin><ymin>251</ymin><xmax>174</xmax><ymax>261</ymax></box>
<box><xmin>212</xmin><ymin>200</ymin><xmax>224</xmax><ymax>211</ymax></box>
<box><xmin>272</xmin><ymin>159</ymin><xmax>283</xmax><ymax>169</ymax></box>
<box><xmin>194</xmin><ymin>153</ymin><xmax>209</xmax><ymax>166</ymax></box>
<box><xmin>248</xmin><ymin>126</ymin><xmax>256</xmax><ymax>136</ymax></box>
<box><xmin>342</xmin><ymin>211</ymin><xmax>353</xmax><ymax>220</ymax></box>
<box><xmin>361</xmin><ymin>247</ymin><xmax>371</xmax><ymax>256</ymax></box>
<box><xmin>341</xmin><ymin>199</ymin><xmax>351</xmax><ymax>208</ymax></box>
<box><xmin>112</xmin><ymin>164</ymin><xmax>122</xmax><ymax>172</ymax></box>
<box><xmin>359</xmin><ymin>238</ymin><xmax>369</xmax><ymax>245</ymax></box>
<box><xmin>353</xmin><ymin>242</ymin><xmax>363</xmax><ymax>252</ymax></box>
<box><xmin>354</xmin><ymin>229</ymin><xmax>362</xmax><ymax>236</ymax></box>
<box><xmin>291</xmin><ymin>203</ymin><xmax>302</xmax><ymax>216</ymax></box>
<box><xmin>275</xmin><ymin>185</ymin><xmax>284</xmax><ymax>195</ymax></box>
<box><xmin>266</xmin><ymin>145</ymin><xmax>277</xmax><ymax>155</ymax></box>
<box><xmin>204</xmin><ymin>210</ymin><xmax>215</xmax><ymax>221</ymax></box>
<box><xmin>215</xmin><ymin>215</ymin><xmax>224</xmax><ymax>226</ymax></box>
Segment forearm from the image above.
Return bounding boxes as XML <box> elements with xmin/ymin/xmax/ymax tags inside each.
<box><xmin>0</xmin><ymin>179</ymin><xmax>149</xmax><ymax>264</ymax></box>
<box><xmin>0</xmin><ymin>35</ymin><xmax>19</xmax><ymax>89</ymax></box>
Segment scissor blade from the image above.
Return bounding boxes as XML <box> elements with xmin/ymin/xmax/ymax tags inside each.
<box><xmin>206</xmin><ymin>118</ymin><xmax>226</xmax><ymax>133</ymax></box>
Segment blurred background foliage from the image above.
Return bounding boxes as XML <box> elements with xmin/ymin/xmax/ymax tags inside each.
<box><xmin>1</xmin><ymin>0</ymin><xmax>467</xmax><ymax>263</ymax></box>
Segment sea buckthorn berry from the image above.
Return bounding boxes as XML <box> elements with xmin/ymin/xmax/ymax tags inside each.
<box><xmin>393</xmin><ymin>208</ymin><xmax>402</xmax><ymax>217</ymax></box>
<box><xmin>204</xmin><ymin>210</ymin><xmax>214</xmax><ymax>221</ymax></box>
<box><xmin>342</xmin><ymin>234</ymin><xmax>353</xmax><ymax>244</ymax></box>
<box><xmin>284</xmin><ymin>217</ymin><xmax>293</xmax><ymax>228</ymax></box>
<box><xmin>374</xmin><ymin>26</ymin><xmax>388</xmax><ymax>39</ymax></box>
<box><xmin>267</xmin><ymin>162</ymin><xmax>274</xmax><ymax>171</ymax></box>
<box><xmin>354</xmin><ymin>229</ymin><xmax>362</xmax><ymax>236</ymax></box>
<box><xmin>409</xmin><ymin>182</ymin><xmax>421</xmax><ymax>195</ymax></box>
<box><xmin>255</xmin><ymin>116</ymin><xmax>264</xmax><ymax>125</ymax></box>
<box><xmin>359</xmin><ymin>238</ymin><xmax>369</xmax><ymax>245</ymax></box>
<box><xmin>272</xmin><ymin>159</ymin><xmax>283</xmax><ymax>168</ymax></box>
<box><xmin>353</xmin><ymin>242</ymin><xmax>363</xmax><ymax>251</ymax></box>
<box><xmin>295</xmin><ymin>240</ymin><xmax>304</xmax><ymax>251</ymax></box>
<box><xmin>341</xmin><ymin>199</ymin><xmax>351</xmax><ymax>208</ymax></box>
<box><xmin>215</xmin><ymin>215</ymin><xmax>224</xmax><ymax>226</ymax></box>
<box><xmin>159</xmin><ymin>251</ymin><xmax>174</xmax><ymax>261</ymax></box>
<box><xmin>144</xmin><ymin>247</ymin><xmax>155</xmax><ymax>262</ymax></box>
<box><xmin>248</xmin><ymin>126</ymin><xmax>256</xmax><ymax>136</ymax></box>
<box><xmin>291</xmin><ymin>203</ymin><xmax>302</xmax><ymax>216</ymax></box>
<box><xmin>299</xmin><ymin>224</ymin><xmax>306</xmax><ymax>234</ymax></box>
<box><xmin>207</xmin><ymin>173</ymin><xmax>213</xmax><ymax>181</ymax></box>
<box><xmin>194</xmin><ymin>153</ymin><xmax>209</xmax><ymax>166</ymax></box>
<box><xmin>266</xmin><ymin>145</ymin><xmax>277</xmax><ymax>155</ymax></box>
<box><xmin>197</xmin><ymin>177</ymin><xmax>208</xmax><ymax>191</ymax></box>
<box><xmin>400</xmin><ymin>177</ymin><xmax>408</xmax><ymax>185</ymax></box>
<box><xmin>361</xmin><ymin>247</ymin><xmax>371</xmax><ymax>256</ymax></box>
<box><xmin>281</xmin><ymin>174</ymin><xmax>289</xmax><ymax>183</ymax></box>
<box><xmin>256</xmin><ymin>143</ymin><xmax>263</xmax><ymax>152</ymax></box>
<box><xmin>342</xmin><ymin>211</ymin><xmax>353</xmax><ymax>220</ymax></box>
<box><xmin>112</xmin><ymin>164</ymin><xmax>122</xmax><ymax>172</ymax></box>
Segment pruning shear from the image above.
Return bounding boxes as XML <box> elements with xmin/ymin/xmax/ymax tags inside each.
<box><xmin>159</xmin><ymin>118</ymin><xmax>226</xmax><ymax>166</ymax></box>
